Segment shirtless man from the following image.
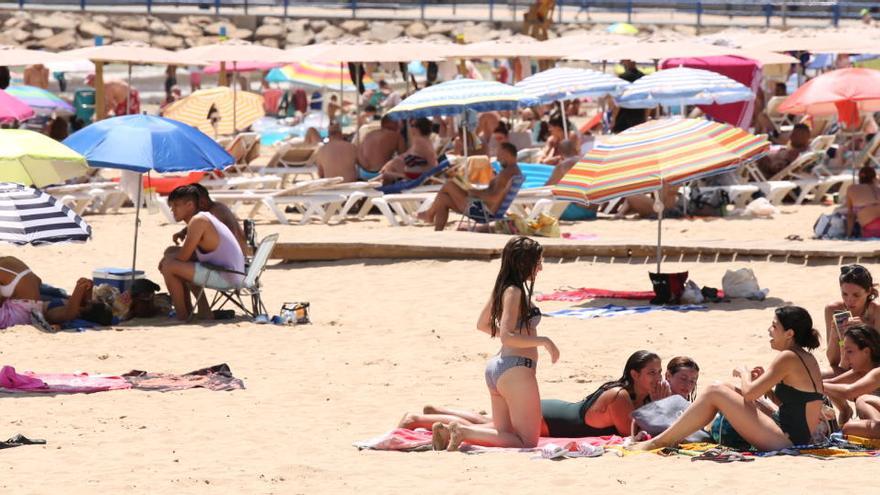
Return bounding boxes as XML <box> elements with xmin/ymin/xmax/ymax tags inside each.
<box><xmin>417</xmin><ymin>142</ymin><xmax>522</xmax><ymax>231</ymax></box>
<box><xmin>159</xmin><ymin>185</ymin><xmax>245</xmax><ymax>321</ymax></box>
<box><xmin>379</xmin><ymin>117</ymin><xmax>437</xmax><ymax>185</ymax></box>
<box><xmin>315</xmin><ymin>123</ymin><xmax>358</xmax><ymax>183</ymax></box>
<box><xmin>85</xmin><ymin>74</ymin><xmax>139</xmax><ymax>116</ymax></box>
<box><xmin>23</xmin><ymin>64</ymin><xmax>49</xmax><ymax>89</ymax></box>
<box><xmin>356</xmin><ymin>116</ymin><xmax>406</xmax><ymax>179</ymax></box>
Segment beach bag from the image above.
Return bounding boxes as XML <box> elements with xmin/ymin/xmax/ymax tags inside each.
<box><xmin>710</xmin><ymin>414</ymin><xmax>752</xmax><ymax>450</ymax></box>
<box><xmin>722</xmin><ymin>268</ymin><xmax>765</xmax><ymax>300</ymax></box>
<box><xmin>813</xmin><ymin>212</ymin><xmax>846</xmax><ymax>239</ymax></box>
<box><xmin>649</xmin><ymin>271</ymin><xmax>688</xmax><ymax>305</ymax></box>
<box><xmin>632</xmin><ymin>396</ymin><xmax>711</xmax><ymax>443</ymax></box>
<box><xmin>687</xmin><ymin>188</ymin><xmax>729</xmax><ymax>217</ymax></box>
<box><xmin>528</xmin><ymin>213</ymin><xmax>561</xmax><ymax>238</ymax></box>
<box><xmin>466</xmin><ymin>156</ymin><xmax>494</xmax><ymax>185</ymax></box>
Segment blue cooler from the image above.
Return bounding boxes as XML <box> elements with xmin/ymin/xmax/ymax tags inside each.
<box><xmin>93</xmin><ymin>268</ymin><xmax>145</xmax><ymax>292</ymax></box>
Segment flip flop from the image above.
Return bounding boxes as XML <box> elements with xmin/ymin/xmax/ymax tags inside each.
<box><xmin>691</xmin><ymin>448</ymin><xmax>754</xmax><ymax>463</ymax></box>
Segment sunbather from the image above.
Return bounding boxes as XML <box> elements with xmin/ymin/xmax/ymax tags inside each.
<box><xmin>630</xmin><ymin>306</ymin><xmax>826</xmax><ymax>451</ymax></box>
<box><xmin>824</xmin><ymin>264</ymin><xmax>880</xmax><ymax>376</ymax></box>
<box><xmin>379</xmin><ymin>118</ymin><xmax>437</xmax><ymax>185</ymax></box>
<box><xmin>159</xmin><ymin>185</ymin><xmax>245</xmax><ymax>321</ymax></box>
<box><xmin>537</xmin><ymin>118</ymin><xmax>570</xmax><ymax>166</ymax></box>
<box><xmin>823</xmin><ymin>324</ymin><xmax>880</xmax><ymax>427</ymax></box>
<box><xmin>667</xmin><ymin>356</ymin><xmax>700</xmax><ymax>401</ymax></box>
<box><xmin>171</xmin><ymin>184</ymin><xmax>246</xmax><ymax>254</ymax></box>
<box><xmin>41</xmin><ymin>277</ymin><xmax>114</xmax><ymax>330</ymax></box>
<box><xmin>540</xmin><ymin>350</ymin><xmax>663</xmax><ymax>438</ymax></box>
<box><xmin>846</xmin><ymin>165</ymin><xmax>880</xmax><ymax>238</ymax></box>
<box><xmin>315</xmin><ymin>123</ymin><xmax>358</xmax><ymax>183</ymax></box>
<box><xmin>616</xmin><ymin>184</ymin><xmax>682</xmax><ymax>219</ymax></box>
<box><xmin>356</xmin><ymin>116</ymin><xmax>405</xmax><ymax>180</ymax></box>
<box><xmin>0</xmin><ymin>256</ymin><xmax>44</xmax><ymax>329</ymax></box>
<box><xmin>545</xmin><ymin>139</ymin><xmax>580</xmax><ymax>186</ymax></box>
<box><xmin>756</xmin><ymin>123</ymin><xmax>811</xmax><ymax>178</ymax></box>
<box><xmin>431</xmin><ymin>237</ymin><xmax>559</xmax><ymax>451</ymax></box>
<box><xmin>416</xmin><ymin>142</ymin><xmax>522</xmax><ymax>231</ymax></box>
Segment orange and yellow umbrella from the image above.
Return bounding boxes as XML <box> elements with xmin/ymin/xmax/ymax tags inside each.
<box><xmin>163</xmin><ymin>86</ymin><xmax>264</xmax><ymax>136</ymax></box>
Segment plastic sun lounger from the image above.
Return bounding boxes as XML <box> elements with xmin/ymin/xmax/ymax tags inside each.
<box><xmin>259</xmin><ymin>143</ymin><xmax>320</xmax><ymax>185</ymax></box>
<box><xmin>208</xmin><ymin>177</ymin><xmax>347</xmax><ymax>225</ymax></box>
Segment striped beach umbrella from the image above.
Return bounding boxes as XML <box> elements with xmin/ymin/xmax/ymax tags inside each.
<box><xmin>553</xmin><ymin>118</ymin><xmax>768</xmax><ymax>271</ymax></box>
<box><xmin>266</xmin><ymin>61</ymin><xmax>375</xmax><ymax>90</ymax></box>
<box><xmin>515</xmin><ymin>67</ymin><xmax>630</xmax><ymax>104</ymax></box>
<box><xmin>616</xmin><ymin>67</ymin><xmax>753</xmax><ymax>109</ymax></box>
<box><xmin>0</xmin><ymin>182</ymin><xmax>91</xmax><ymax>245</ymax></box>
<box><xmin>0</xmin><ymin>89</ymin><xmax>34</xmax><ymax>123</ymax></box>
<box><xmin>0</xmin><ymin>129</ymin><xmax>89</xmax><ymax>188</ymax></box>
<box><xmin>386</xmin><ymin>78</ymin><xmax>536</xmax><ymax>120</ymax></box>
<box><xmin>5</xmin><ymin>85</ymin><xmax>74</xmax><ymax>115</ymax></box>
<box><xmin>163</xmin><ymin>87</ymin><xmax>264</xmax><ymax>136</ymax></box>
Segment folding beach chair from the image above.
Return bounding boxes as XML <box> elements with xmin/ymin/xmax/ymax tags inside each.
<box><xmin>192</xmin><ymin>233</ymin><xmax>279</xmax><ymax>319</ymax></box>
<box><xmin>457</xmin><ymin>175</ymin><xmax>525</xmax><ymax>231</ymax></box>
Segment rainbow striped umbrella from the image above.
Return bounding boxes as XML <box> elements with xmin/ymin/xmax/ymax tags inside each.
<box><xmin>265</xmin><ymin>61</ymin><xmax>375</xmax><ymax>90</ymax></box>
<box><xmin>553</xmin><ymin>118</ymin><xmax>769</xmax><ymax>271</ymax></box>
<box><xmin>5</xmin><ymin>85</ymin><xmax>74</xmax><ymax>115</ymax></box>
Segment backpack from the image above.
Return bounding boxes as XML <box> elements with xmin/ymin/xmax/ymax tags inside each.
<box><xmin>813</xmin><ymin>212</ymin><xmax>847</xmax><ymax>239</ymax></box>
<box><xmin>687</xmin><ymin>188</ymin><xmax>730</xmax><ymax>217</ymax></box>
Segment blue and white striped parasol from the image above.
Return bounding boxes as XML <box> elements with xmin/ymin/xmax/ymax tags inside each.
<box><xmin>616</xmin><ymin>67</ymin><xmax>753</xmax><ymax>109</ymax></box>
<box><xmin>386</xmin><ymin>78</ymin><xmax>537</xmax><ymax>120</ymax></box>
<box><xmin>515</xmin><ymin>67</ymin><xmax>630</xmax><ymax>104</ymax></box>
<box><xmin>0</xmin><ymin>182</ymin><xmax>91</xmax><ymax>245</ymax></box>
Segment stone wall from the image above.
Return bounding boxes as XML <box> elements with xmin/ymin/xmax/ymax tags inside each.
<box><xmin>0</xmin><ymin>10</ymin><xmax>698</xmax><ymax>52</ymax></box>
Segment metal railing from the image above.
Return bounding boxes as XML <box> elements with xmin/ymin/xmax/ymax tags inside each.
<box><xmin>1</xmin><ymin>0</ymin><xmax>877</xmax><ymax>28</ymax></box>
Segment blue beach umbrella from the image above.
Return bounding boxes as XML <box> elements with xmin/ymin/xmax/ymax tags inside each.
<box><xmin>616</xmin><ymin>67</ymin><xmax>753</xmax><ymax>110</ymax></box>
<box><xmin>64</xmin><ymin>114</ymin><xmax>234</xmax><ymax>278</ymax></box>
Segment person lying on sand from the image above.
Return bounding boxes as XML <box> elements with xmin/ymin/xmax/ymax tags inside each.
<box><xmin>38</xmin><ymin>278</ymin><xmax>114</xmax><ymax>331</ymax></box>
<box><xmin>629</xmin><ymin>306</ymin><xmax>826</xmax><ymax>452</ymax></box>
<box><xmin>416</xmin><ymin>142</ymin><xmax>522</xmax><ymax>231</ymax></box>
<box><xmin>823</xmin><ymin>325</ymin><xmax>880</xmax><ymax>433</ymax></box>
<box><xmin>159</xmin><ymin>185</ymin><xmax>245</xmax><ymax>321</ymax></box>
<box><xmin>0</xmin><ymin>256</ymin><xmax>45</xmax><ymax>329</ymax></box>
<box><xmin>431</xmin><ymin>237</ymin><xmax>559</xmax><ymax>452</ymax></box>
<box><xmin>379</xmin><ymin>118</ymin><xmax>437</xmax><ymax>185</ymax></box>
<box><xmin>824</xmin><ymin>264</ymin><xmax>880</xmax><ymax>377</ymax></box>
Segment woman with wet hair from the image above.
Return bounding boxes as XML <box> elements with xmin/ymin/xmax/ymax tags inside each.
<box><xmin>825</xmin><ymin>264</ymin><xmax>880</xmax><ymax>376</ymax></box>
<box><xmin>631</xmin><ymin>306</ymin><xmax>826</xmax><ymax>451</ymax></box>
<box><xmin>824</xmin><ymin>324</ymin><xmax>880</xmax><ymax>434</ymax></box>
<box><xmin>432</xmin><ymin>237</ymin><xmax>559</xmax><ymax>451</ymax></box>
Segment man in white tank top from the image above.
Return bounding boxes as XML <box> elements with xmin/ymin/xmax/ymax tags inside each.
<box><xmin>159</xmin><ymin>185</ymin><xmax>245</xmax><ymax>321</ymax></box>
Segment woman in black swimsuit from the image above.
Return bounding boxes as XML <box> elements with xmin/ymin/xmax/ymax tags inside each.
<box><xmin>540</xmin><ymin>350</ymin><xmax>662</xmax><ymax>438</ymax></box>
<box><xmin>631</xmin><ymin>306</ymin><xmax>826</xmax><ymax>451</ymax></box>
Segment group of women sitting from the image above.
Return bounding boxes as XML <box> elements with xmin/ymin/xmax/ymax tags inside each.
<box><xmin>396</xmin><ymin>237</ymin><xmax>880</xmax><ymax>452</ymax></box>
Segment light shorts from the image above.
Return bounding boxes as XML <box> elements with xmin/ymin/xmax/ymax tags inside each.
<box><xmin>193</xmin><ymin>263</ymin><xmax>243</xmax><ymax>290</ymax></box>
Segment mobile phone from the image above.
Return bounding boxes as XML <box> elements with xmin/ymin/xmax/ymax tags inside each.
<box><xmin>834</xmin><ymin>310</ymin><xmax>852</xmax><ymax>333</ymax></box>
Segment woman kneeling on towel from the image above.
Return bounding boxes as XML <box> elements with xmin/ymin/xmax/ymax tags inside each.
<box><xmin>824</xmin><ymin>264</ymin><xmax>880</xmax><ymax>377</ymax></box>
<box><xmin>431</xmin><ymin>237</ymin><xmax>560</xmax><ymax>451</ymax></box>
<box><xmin>630</xmin><ymin>306</ymin><xmax>826</xmax><ymax>451</ymax></box>
<box><xmin>823</xmin><ymin>324</ymin><xmax>880</xmax><ymax>436</ymax></box>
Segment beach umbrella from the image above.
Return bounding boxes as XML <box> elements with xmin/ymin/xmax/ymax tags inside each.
<box><xmin>607</xmin><ymin>23</ymin><xmax>639</xmax><ymax>36</ymax></box>
<box><xmin>0</xmin><ymin>45</ymin><xmax>82</xmax><ymax>66</ymax></box>
<box><xmin>387</xmin><ymin>78</ymin><xmax>537</xmax><ymax>159</ymax></box>
<box><xmin>0</xmin><ymin>182</ymin><xmax>91</xmax><ymax>245</ymax></box>
<box><xmin>0</xmin><ymin>129</ymin><xmax>89</xmax><ymax>187</ymax></box>
<box><xmin>616</xmin><ymin>67</ymin><xmax>754</xmax><ymax>110</ymax></box>
<box><xmin>0</xmin><ymin>89</ymin><xmax>34</xmax><ymax>123</ymax></box>
<box><xmin>778</xmin><ymin>68</ymin><xmax>880</xmax><ymax>128</ymax></box>
<box><xmin>266</xmin><ymin>61</ymin><xmax>374</xmax><ymax>90</ymax></box>
<box><xmin>163</xmin><ymin>86</ymin><xmax>265</xmax><ymax>137</ymax></box>
<box><xmin>458</xmin><ymin>35</ymin><xmax>568</xmax><ymax>59</ymax></box>
<box><xmin>203</xmin><ymin>61</ymin><xmax>280</xmax><ymax>74</ymax></box>
<box><xmin>515</xmin><ymin>67</ymin><xmax>629</xmax><ymax>134</ymax></box>
<box><xmin>553</xmin><ymin>118</ymin><xmax>768</xmax><ymax>272</ymax></box>
<box><xmin>5</xmin><ymin>85</ymin><xmax>75</xmax><ymax>115</ymax></box>
<box><xmin>63</xmin><ymin>115</ymin><xmax>234</xmax><ymax>278</ymax></box>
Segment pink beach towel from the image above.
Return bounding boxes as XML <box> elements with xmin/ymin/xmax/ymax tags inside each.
<box><xmin>354</xmin><ymin>428</ymin><xmax>625</xmax><ymax>454</ymax></box>
<box><xmin>0</xmin><ymin>366</ymin><xmax>131</xmax><ymax>394</ymax></box>
<box><xmin>537</xmin><ymin>288</ymin><xmax>656</xmax><ymax>302</ymax></box>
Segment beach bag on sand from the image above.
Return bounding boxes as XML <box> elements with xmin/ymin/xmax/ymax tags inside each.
<box><xmin>687</xmin><ymin>188</ymin><xmax>729</xmax><ymax>217</ymax></box>
<box><xmin>813</xmin><ymin>212</ymin><xmax>847</xmax><ymax>239</ymax></box>
<box><xmin>633</xmin><ymin>396</ymin><xmax>711</xmax><ymax>443</ymax></box>
<box><xmin>649</xmin><ymin>271</ymin><xmax>688</xmax><ymax>305</ymax></box>
<box><xmin>722</xmin><ymin>268</ymin><xmax>767</xmax><ymax>300</ymax></box>
<box><xmin>710</xmin><ymin>414</ymin><xmax>752</xmax><ymax>450</ymax></box>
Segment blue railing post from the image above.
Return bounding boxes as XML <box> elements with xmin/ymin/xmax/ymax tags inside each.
<box><xmin>453</xmin><ymin>0</ymin><xmax>457</xmax><ymax>16</ymax></box>
<box><xmin>244</xmin><ymin>0</ymin><xmax>248</xmax><ymax>15</ymax></box>
<box><xmin>420</xmin><ymin>0</ymin><xmax>425</xmax><ymax>21</ymax></box>
<box><xmin>80</xmin><ymin>0</ymin><xmax>85</xmax><ymax>11</ymax></box>
<box><xmin>17</xmin><ymin>0</ymin><xmax>23</xmax><ymax>9</ymax></box>
<box><xmin>489</xmin><ymin>0</ymin><xmax>494</xmax><ymax>22</ymax></box>
<box><xmin>695</xmin><ymin>0</ymin><xmax>702</xmax><ymax>33</ymax></box>
<box><xmin>215</xmin><ymin>0</ymin><xmax>220</xmax><ymax>15</ymax></box>
<box><xmin>627</xmin><ymin>0</ymin><xmax>633</xmax><ymax>23</ymax></box>
<box><xmin>832</xmin><ymin>2</ymin><xmax>841</xmax><ymax>26</ymax></box>
<box><xmin>558</xmin><ymin>0</ymin><xmax>563</xmax><ymax>23</ymax></box>
<box><xmin>763</xmin><ymin>3</ymin><xmax>772</xmax><ymax>27</ymax></box>
<box><xmin>351</xmin><ymin>0</ymin><xmax>356</xmax><ymax>18</ymax></box>
<box><xmin>283</xmin><ymin>0</ymin><xmax>288</xmax><ymax>18</ymax></box>
<box><xmin>147</xmin><ymin>0</ymin><xmax>152</xmax><ymax>15</ymax></box>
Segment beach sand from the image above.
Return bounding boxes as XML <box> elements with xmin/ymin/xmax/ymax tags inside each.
<box><xmin>1</xmin><ymin>203</ymin><xmax>876</xmax><ymax>493</ymax></box>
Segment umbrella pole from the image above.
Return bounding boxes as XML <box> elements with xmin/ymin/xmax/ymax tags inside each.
<box><xmin>339</xmin><ymin>62</ymin><xmax>343</xmax><ymax>122</ymax></box>
<box><xmin>131</xmin><ymin>172</ymin><xmax>143</xmax><ymax>285</ymax></box>
<box><xmin>462</xmin><ymin>113</ymin><xmax>469</xmax><ymax>161</ymax></box>
<box><xmin>560</xmin><ymin>100</ymin><xmax>568</xmax><ymax>136</ymax></box>
<box><xmin>233</xmin><ymin>62</ymin><xmax>238</xmax><ymax>132</ymax></box>
<box><xmin>656</xmin><ymin>198</ymin><xmax>663</xmax><ymax>274</ymax></box>
<box><xmin>356</xmin><ymin>64</ymin><xmax>361</xmax><ymax>127</ymax></box>
<box><xmin>126</xmin><ymin>63</ymin><xmax>132</xmax><ymax>115</ymax></box>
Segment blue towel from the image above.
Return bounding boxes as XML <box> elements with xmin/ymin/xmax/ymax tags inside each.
<box><xmin>546</xmin><ymin>304</ymin><xmax>708</xmax><ymax>319</ymax></box>
<box><xmin>492</xmin><ymin>162</ymin><xmax>553</xmax><ymax>189</ymax></box>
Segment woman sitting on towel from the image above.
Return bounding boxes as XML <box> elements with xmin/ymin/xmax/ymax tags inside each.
<box><xmin>824</xmin><ymin>264</ymin><xmax>880</xmax><ymax>377</ymax></box>
<box><xmin>630</xmin><ymin>306</ymin><xmax>826</xmax><ymax>452</ymax></box>
<box><xmin>431</xmin><ymin>237</ymin><xmax>560</xmax><ymax>451</ymax></box>
<box><xmin>540</xmin><ymin>350</ymin><xmax>663</xmax><ymax>438</ymax></box>
<box><xmin>823</xmin><ymin>324</ymin><xmax>880</xmax><ymax>434</ymax></box>
<box><xmin>666</xmin><ymin>356</ymin><xmax>700</xmax><ymax>401</ymax></box>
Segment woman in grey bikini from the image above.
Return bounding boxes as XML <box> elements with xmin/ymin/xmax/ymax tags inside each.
<box><xmin>432</xmin><ymin>236</ymin><xmax>559</xmax><ymax>451</ymax></box>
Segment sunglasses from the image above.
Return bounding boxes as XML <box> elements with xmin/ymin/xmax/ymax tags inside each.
<box><xmin>841</xmin><ymin>264</ymin><xmax>869</xmax><ymax>275</ymax></box>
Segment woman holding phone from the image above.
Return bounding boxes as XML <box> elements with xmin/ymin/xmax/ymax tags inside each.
<box><xmin>824</xmin><ymin>265</ymin><xmax>880</xmax><ymax>377</ymax></box>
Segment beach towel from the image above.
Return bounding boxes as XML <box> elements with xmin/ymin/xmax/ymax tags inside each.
<box><xmin>560</xmin><ymin>232</ymin><xmax>599</xmax><ymax>240</ymax></box>
<box><xmin>537</xmin><ymin>288</ymin><xmax>656</xmax><ymax>302</ymax></box>
<box><xmin>122</xmin><ymin>363</ymin><xmax>245</xmax><ymax>392</ymax></box>
<box><xmin>546</xmin><ymin>304</ymin><xmax>708</xmax><ymax>320</ymax></box>
<box><xmin>354</xmin><ymin>428</ymin><xmax>624</xmax><ymax>457</ymax></box>
<box><xmin>0</xmin><ymin>365</ymin><xmax>131</xmax><ymax>394</ymax></box>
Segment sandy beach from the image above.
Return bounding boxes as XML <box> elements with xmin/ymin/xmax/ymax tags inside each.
<box><xmin>0</xmin><ymin>202</ymin><xmax>875</xmax><ymax>494</ymax></box>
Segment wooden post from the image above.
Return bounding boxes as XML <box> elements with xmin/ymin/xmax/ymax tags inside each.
<box><xmin>95</xmin><ymin>61</ymin><xmax>106</xmax><ymax>120</ymax></box>
<box><xmin>219</xmin><ymin>61</ymin><xmax>228</xmax><ymax>87</ymax></box>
